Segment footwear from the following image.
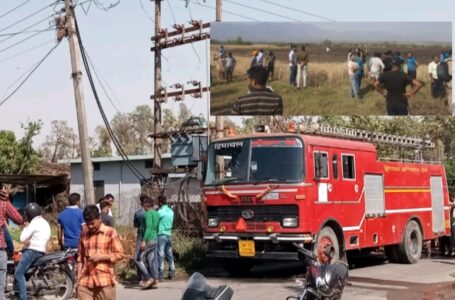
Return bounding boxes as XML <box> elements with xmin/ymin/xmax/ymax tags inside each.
<box><xmin>167</xmin><ymin>275</ymin><xmax>175</xmax><ymax>280</ymax></box>
<box><xmin>142</xmin><ymin>279</ymin><xmax>156</xmax><ymax>289</ymax></box>
<box><xmin>138</xmin><ymin>280</ymin><xmax>145</xmax><ymax>287</ymax></box>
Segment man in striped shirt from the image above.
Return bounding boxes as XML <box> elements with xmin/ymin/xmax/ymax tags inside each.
<box><xmin>231</xmin><ymin>66</ymin><xmax>283</xmax><ymax>115</ymax></box>
<box><xmin>77</xmin><ymin>205</ymin><xmax>124</xmax><ymax>300</ymax></box>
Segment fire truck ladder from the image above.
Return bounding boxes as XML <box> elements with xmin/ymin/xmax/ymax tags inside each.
<box><xmin>300</xmin><ymin>123</ymin><xmax>434</xmax><ymax>149</ymax></box>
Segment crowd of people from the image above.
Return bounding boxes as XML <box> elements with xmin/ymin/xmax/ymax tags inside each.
<box><xmin>0</xmin><ymin>184</ymin><xmax>175</xmax><ymax>300</ymax></box>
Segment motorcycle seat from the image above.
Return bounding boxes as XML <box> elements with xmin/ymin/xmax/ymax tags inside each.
<box><xmin>31</xmin><ymin>251</ymin><xmax>67</xmax><ymax>267</ymax></box>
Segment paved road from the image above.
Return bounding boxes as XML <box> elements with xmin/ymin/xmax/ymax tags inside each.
<box><xmin>117</xmin><ymin>255</ymin><xmax>455</xmax><ymax>300</ymax></box>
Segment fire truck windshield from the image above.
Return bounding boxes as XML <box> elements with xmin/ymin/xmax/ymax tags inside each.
<box><xmin>204</xmin><ymin>137</ymin><xmax>304</xmax><ymax>186</ymax></box>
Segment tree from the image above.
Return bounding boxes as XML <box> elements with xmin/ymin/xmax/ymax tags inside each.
<box><xmin>0</xmin><ymin>120</ymin><xmax>42</xmax><ymax>175</ymax></box>
<box><xmin>92</xmin><ymin>126</ymin><xmax>112</xmax><ymax>157</ymax></box>
<box><xmin>111</xmin><ymin>112</ymin><xmax>136</xmax><ymax>155</ymax></box>
<box><xmin>128</xmin><ymin>105</ymin><xmax>154</xmax><ymax>155</ymax></box>
<box><xmin>41</xmin><ymin>120</ymin><xmax>78</xmax><ymax>162</ymax></box>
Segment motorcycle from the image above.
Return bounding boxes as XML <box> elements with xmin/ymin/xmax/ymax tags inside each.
<box><xmin>286</xmin><ymin>243</ymin><xmax>349</xmax><ymax>300</ymax></box>
<box><xmin>182</xmin><ymin>272</ymin><xmax>233</xmax><ymax>300</ymax></box>
<box><xmin>5</xmin><ymin>248</ymin><xmax>77</xmax><ymax>300</ymax></box>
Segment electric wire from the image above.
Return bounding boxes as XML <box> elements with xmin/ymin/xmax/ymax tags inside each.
<box><xmin>0</xmin><ymin>13</ymin><xmax>57</xmax><ymax>44</ymax></box>
<box><xmin>139</xmin><ymin>0</ymin><xmax>154</xmax><ymax>22</ymax></box>
<box><xmin>259</xmin><ymin>0</ymin><xmax>336</xmax><ymax>22</ymax></box>
<box><xmin>0</xmin><ymin>38</ymin><xmax>54</xmax><ymax>64</ymax></box>
<box><xmin>0</xmin><ymin>27</ymin><xmax>55</xmax><ymax>38</ymax></box>
<box><xmin>224</xmin><ymin>0</ymin><xmax>303</xmax><ymax>22</ymax></box>
<box><xmin>0</xmin><ymin>0</ymin><xmax>33</xmax><ymax>19</ymax></box>
<box><xmin>166</xmin><ymin>0</ymin><xmax>177</xmax><ymax>25</ymax></box>
<box><xmin>0</xmin><ymin>1</ymin><xmax>59</xmax><ymax>33</ymax></box>
<box><xmin>0</xmin><ymin>41</ymin><xmax>60</xmax><ymax>107</ymax></box>
<box><xmin>74</xmin><ymin>15</ymin><xmax>148</xmax><ymax>181</ymax></box>
<box><xmin>185</xmin><ymin>0</ymin><xmax>260</xmax><ymax>22</ymax></box>
<box><xmin>0</xmin><ymin>24</ymin><xmax>55</xmax><ymax>54</ymax></box>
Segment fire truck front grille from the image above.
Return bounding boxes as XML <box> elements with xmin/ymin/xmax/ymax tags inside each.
<box><xmin>207</xmin><ymin>205</ymin><xmax>299</xmax><ymax>223</ymax></box>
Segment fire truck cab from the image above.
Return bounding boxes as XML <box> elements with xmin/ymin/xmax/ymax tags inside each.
<box><xmin>202</xmin><ymin>128</ymin><xmax>450</xmax><ymax>274</ymax></box>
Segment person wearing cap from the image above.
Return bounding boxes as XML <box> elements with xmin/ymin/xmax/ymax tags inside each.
<box><xmin>374</xmin><ymin>59</ymin><xmax>422</xmax><ymax>115</ymax></box>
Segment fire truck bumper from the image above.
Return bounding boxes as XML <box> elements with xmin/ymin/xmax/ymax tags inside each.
<box><xmin>203</xmin><ymin>233</ymin><xmax>313</xmax><ymax>261</ymax></box>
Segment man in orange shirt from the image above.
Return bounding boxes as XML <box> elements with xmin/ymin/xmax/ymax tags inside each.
<box><xmin>77</xmin><ymin>205</ymin><xmax>124</xmax><ymax>300</ymax></box>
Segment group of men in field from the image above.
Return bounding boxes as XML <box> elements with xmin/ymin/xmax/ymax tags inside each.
<box><xmin>348</xmin><ymin>48</ymin><xmax>452</xmax><ymax>115</ymax></box>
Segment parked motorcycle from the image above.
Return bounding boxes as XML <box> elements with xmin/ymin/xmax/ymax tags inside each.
<box><xmin>5</xmin><ymin>248</ymin><xmax>77</xmax><ymax>300</ymax></box>
<box><xmin>182</xmin><ymin>272</ymin><xmax>233</xmax><ymax>300</ymax></box>
<box><xmin>286</xmin><ymin>243</ymin><xmax>349</xmax><ymax>300</ymax></box>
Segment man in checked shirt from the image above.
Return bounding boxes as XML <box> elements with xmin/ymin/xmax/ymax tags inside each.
<box><xmin>0</xmin><ymin>184</ymin><xmax>23</xmax><ymax>300</ymax></box>
<box><xmin>77</xmin><ymin>205</ymin><xmax>124</xmax><ymax>300</ymax></box>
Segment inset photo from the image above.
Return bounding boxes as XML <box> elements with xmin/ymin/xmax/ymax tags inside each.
<box><xmin>210</xmin><ymin>22</ymin><xmax>452</xmax><ymax>116</ymax></box>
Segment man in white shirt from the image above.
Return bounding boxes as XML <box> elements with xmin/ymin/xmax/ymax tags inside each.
<box><xmin>348</xmin><ymin>55</ymin><xmax>360</xmax><ymax>99</ymax></box>
<box><xmin>256</xmin><ymin>49</ymin><xmax>264</xmax><ymax>67</ymax></box>
<box><xmin>368</xmin><ymin>52</ymin><xmax>385</xmax><ymax>82</ymax></box>
<box><xmin>15</xmin><ymin>203</ymin><xmax>51</xmax><ymax>300</ymax></box>
<box><xmin>96</xmin><ymin>193</ymin><xmax>114</xmax><ymax>217</ymax></box>
<box><xmin>428</xmin><ymin>55</ymin><xmax>444</xmax><ymax>99</ymax></box>
<box><xmin>288</xmin><ymin>45</ymin><xmax>297</xmax><ymax>86</ymax></box>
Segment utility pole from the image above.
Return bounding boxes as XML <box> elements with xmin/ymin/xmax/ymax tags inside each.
<box><xmin>64</xmin><ymin>0</ymin><xmax>95</xmax><ymax>205</ymax></box>
<box><xmin>154</xmin><ymin>0</ymin><xmax>162</xmax><ymax>172</ymax></box>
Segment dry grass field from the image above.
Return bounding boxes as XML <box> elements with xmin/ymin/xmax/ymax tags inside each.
<box><xmin>211</xmin><ymin>44</ymin><xmax>452</xmax><ymax>115</ymax></box>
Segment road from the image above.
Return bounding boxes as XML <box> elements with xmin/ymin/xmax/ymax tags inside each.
<box><xmin>117</xmin><ymin>255</ymin><xmax>455</xmax><ymax>300</ymax></box>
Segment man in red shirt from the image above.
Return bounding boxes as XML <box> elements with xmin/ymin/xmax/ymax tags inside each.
<box><xmin>0</xmin><ymin>184</ymin><xmax>23</xmax><ymax>300</ymax></box>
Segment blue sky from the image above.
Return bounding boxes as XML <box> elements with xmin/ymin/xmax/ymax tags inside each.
<box><xmin>0</xmin><ymin>0</ymin><xmax>454</xmax><ymax>145</ymax></box>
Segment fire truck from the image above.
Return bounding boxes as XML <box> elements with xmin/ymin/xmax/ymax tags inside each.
<box><xmin>202</xmin><ymin>124</ymin><xmax>451</xmax><ymax>274</ymax></box>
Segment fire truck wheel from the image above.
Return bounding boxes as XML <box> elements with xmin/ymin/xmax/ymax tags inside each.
<box><xmin>315</xmin><ymin>227</ymin><xmax>343</xmax><ymax>264</ymax></box>
<box><xmin>398</xmin><ymin>220</ymin><xmax>422</xmax><ymax>264</ymax></box>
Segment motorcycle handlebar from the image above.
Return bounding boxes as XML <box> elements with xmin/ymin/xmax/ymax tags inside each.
<box><xmin>292</xmin><ymin>242</ymin><xmax>317</xmax><ymax>261</ymax></box>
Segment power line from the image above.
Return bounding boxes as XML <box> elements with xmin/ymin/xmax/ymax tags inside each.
<box><xmin>0</xmin><ymin>0</ymin><xmax>33</xmax><ymax>19</ymax></box>
<box><xmin>166</xmin><ymin>0</ymin><xmax>177</xmax><ymax>25</ymax></box>
<box><xmin>0</xmin><ymin>38</ymin><xmax>54</xmax><ymax>64</ymax></box>
<box><xmin>0</xmin><ymin>24</ymin><xmax>54</xmax><ymax>54</ymax></box>
<box><xmin>0</xmin><ymin>42</ymin><xmax>60</xmax><ymax>108</ymax></box>
<box><xmin>0</xmin><ymin>13</ymin><xmax>57</xmax><ymax>44</ymax></box>
<box><xmin>74</xmin><ymin>15</ymin><xmax>148</xmax><ymax>181</ymax></box>
<box><xmin>0</xmin><ymin>27</ymin><xmax>55</xmax><ymax>38</ymax></box>
<box><xmin>224</xmin><ymin>0</ymin><xmax>303</xmax><ymax>22</ymax></box>
<box><xmin>138</xmin><ymin>0</ymin><xmax>154</xmax><ymax>22</ymax></box>
<box><xmin>259</xmin><ymin>0</ymin><xmax>336</xmax><ymax>22</ymax></box>
<box><xmin>85</xmin><ymin>52</ymin><xmax>122</xmax><ymax>113</ymax></box>
<box><xmin>186</xmin><ymin>0</ymin><xmax>260</xmax><ymax>22</ymax></box>
<box><xmin>0</xmin><ymin>1</ymin><xmax>59</xmax><ymax>33</ymax></box>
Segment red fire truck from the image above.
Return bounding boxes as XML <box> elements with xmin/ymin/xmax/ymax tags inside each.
<box><xmin>202</xmin><ymin>124</ymin><xmax>451</xmax><ymax>274</ymax></box>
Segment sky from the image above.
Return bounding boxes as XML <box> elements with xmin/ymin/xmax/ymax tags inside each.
<box><xmin>0</xmin><ymin>0</ymin><xmax>454</xmax><ymax>147</ymax></box>
<box><xmin>212</xmin><ymin>22</ymin><xmax>452</xmax><ymax>43</ymax></box>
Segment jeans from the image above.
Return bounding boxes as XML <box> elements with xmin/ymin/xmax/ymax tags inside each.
<box><xmin>431</xmin><ymin>79</ymin><xmax>445</xmax><ymax>99</ymax></box>
<box><xmin>407</xmin><ymin>70</ymin><xmax>416</xmax><ymax>80</ymax></box>
<box><xmin>297</xmin><ymin>64</ymin><xmax>308</xmax><ymax>88</ymax></box>
<box><xmin>356</xmin><ymin>72</ymin><xmax>363</xmax><ymax>89</ymax></box>
<box><xmin>3</xmin><ymin>229</ymin><xmax>13</xmax><ymax>258</ymax></box>
<box><xmin>15</xmin><ymin>249</ymin><xmax>44</xmax><ymax>300</ymax></box>
<box><xmin>349</xmin><ymin>75</ymin><xmax>359</xmax><ymax>99</ymax></box>
<box><xmin>226</xmin><ymin>66</ymin><xmax>233</xmax><ymax>81</ymax></box>
<box><xmin>289</xmin><ymin>66</ymin><xmax>297</xmax><ymax>85</ymax></box>
<box><xmin>134</xmin><ymin>237</ymin><xmax>144</xmax><ymax>281</ymax></box>
<box><xmin>0</xmin><ymin>250</ymin><xmax>7</xmax><ymax>300</ymax></box>
<box><xmin>135</xmin><ymin>241</ymin><xmax>158</xmax><ymax>281</ymax></box>
<box><xmin>158</xmin><ymin>235</ymin><xmax>175</xmax><ymax>279</ymax></box>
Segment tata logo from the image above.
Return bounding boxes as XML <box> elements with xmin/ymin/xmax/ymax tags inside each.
<box><xmin>241</xmin><ymin>209</ymin><xmax>255</xmax><ymax>220</ymax></box>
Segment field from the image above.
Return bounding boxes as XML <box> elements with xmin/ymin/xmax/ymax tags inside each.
<box><xmin>210</xmin><ymin>44</ymin><xmax>452</xmax><ymax>115</ymax></box>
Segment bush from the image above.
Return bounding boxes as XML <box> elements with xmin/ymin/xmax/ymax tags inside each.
<box><xmin>173</xmin><ymin>231</ymin><xmax>207</xmax><ymax>275</ymax></box>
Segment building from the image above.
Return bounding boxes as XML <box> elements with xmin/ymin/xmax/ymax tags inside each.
<box><xmin>64</xmin><ymin>154</ymin><xmax>201</xmax><ymax>225</ymax></box>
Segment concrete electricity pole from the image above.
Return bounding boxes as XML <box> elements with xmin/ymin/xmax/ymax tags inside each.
<box><xmin>153</xmin><ymin>0</ymin><xmax>162</xmax><ymax>171</ymax></box>
<box><xmin>64</xmin><ymin>0</ymin><xmax>95</xmax><ymax>205</ymax></box>
<box><xmin>215</xmin><ymin>0</ymin><xmax>224</xmax><ymax>141</ymax></box>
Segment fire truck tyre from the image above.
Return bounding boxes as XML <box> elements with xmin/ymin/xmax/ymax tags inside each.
<box><xmin>315</xmin><ymin>227</ymin><xmax>343</xmax><ymax>263</ymax></box>
<box><xmin>221</xmin><ymin>259</ymin><xmax>254</xmax><ymax>276</ymax></box>
<box><xmin>384</xmin><ymin>245</ymin><xmax>400</xmax><ymax>263</ymax></box>
<box><xmin>398</xmin><ymin>220</ymin><xmax>422</xmax><ymax>264</ymax></box>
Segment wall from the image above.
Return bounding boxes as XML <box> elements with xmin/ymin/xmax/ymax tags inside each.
<box><xmin>69</xmin><ymin>159</ymin><xmax>202</xmax><ymax>226</ymax></box>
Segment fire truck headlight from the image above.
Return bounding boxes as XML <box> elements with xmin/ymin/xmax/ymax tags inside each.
<box><xmin>282</xmin><ymin>217</ymin><xmax>298</xmax><ymax>228</ymax></box>
<box><xmin>208</xmin><ymin>217</ymin><xmax>219</xmax><ymax>228</ymax></box>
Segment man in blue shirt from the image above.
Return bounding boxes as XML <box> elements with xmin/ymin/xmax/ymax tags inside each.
<box><xmin>57</xmin><ymin>193</ymin><xmax>84</xmax><ymax>250</ymax></box>
<box><xmin>407</xmin><ymin>52</ymin><xmax>418</xmax><ymax>80</ymax></box>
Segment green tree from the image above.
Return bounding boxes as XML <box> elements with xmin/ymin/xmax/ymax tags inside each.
<box><xmin>92</xmin><ymin>125</ymin><xmax>112</xmax><ymax>157</ymax></box>
<box><xmin>41</xmin><ymin>120</ymin><xmax>78</xmax><ymax>162</ymax></box>
<box><xmin>0</xmin><ymin>120</ymin><xmax>42</xmax><ymax>174</ymax></box>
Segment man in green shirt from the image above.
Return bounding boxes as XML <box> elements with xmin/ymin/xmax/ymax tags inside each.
<box><xmin>135</xmin><ymin>196</ymin><xmax>159</xmax><ymax>289</ymax></box>
<box><xmin>157</xmin><ymin>195</ymin><xmax>175</xmax><ymax>281</ymax></box>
